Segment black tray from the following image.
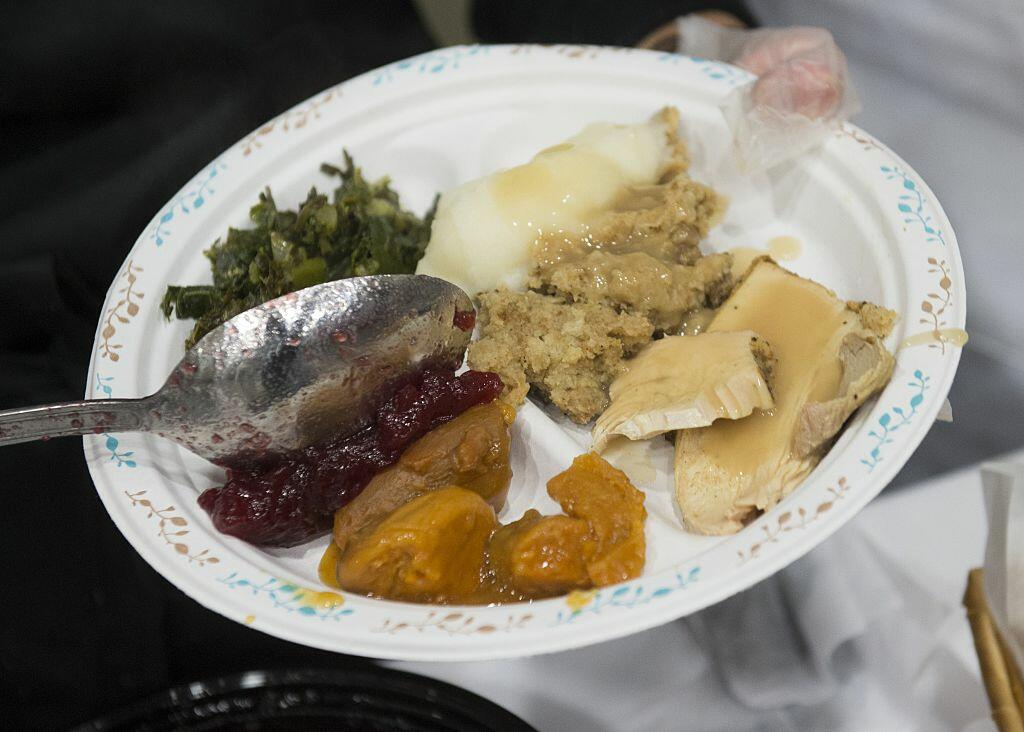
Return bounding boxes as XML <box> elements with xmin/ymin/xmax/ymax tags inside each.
<box><xmin>74</xmin><ymin>667</ymin><xmax>533</xmax><ymax>731</ymax></box>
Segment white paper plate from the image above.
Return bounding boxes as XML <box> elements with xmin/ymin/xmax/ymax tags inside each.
<box><xmin>84</xmin><ymin>45</ymin><xmax>965</xmax><ymax>661</ymax></box>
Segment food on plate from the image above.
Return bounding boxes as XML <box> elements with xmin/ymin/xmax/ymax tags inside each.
<box><xmin>416</xmin><ymin>108</ymin><xmax>689</xmax><ymax>296</ymax></box>
<box><xmin>455</xmin><ymin>108</ymin><xmax>732</xmax><ymax>422</ymax></box>
<box><xmin>528</xmin><ymin>171</ymin><xmax>730</xmax><ymax>332</ymax></box>
<box><xmin>489</xmin><ymin>454</ymin><xmax>648</xmax><ymax>596</ymax></box>
<box><xmin>678</xmin><ymin>308</ymin><xmax>718</xmax><ymax>336</ymax></box>
<box><xmin>321</xmin><ymin>449</ymin><xmax>646</xmax><ymax>604</ymax></box>
<box><xmin>488</xmin><ymin>512</ymin><xmax>592</xmax><ymax>596</ymax></box>
<box><xmin>467</xmin><ymin>290</ymin><xmax>653</xmax><ymax>424</ymax></box>
<box><xmin>546</xmin><ymin>453</ymin><xmax>647</xmax><ymax>586</ymax></box>
<box><xmin>162</xmin><ymin>153</ymin><xmax>435</xmax><ymax>349</ymax></box>
<box><xmin>197</xmin><ymin>368</ymin><xmax>503</xmax><ymax>547</ymax></box>
<box><xmin>331</xmin><ymin>401</ymin><xmax>514</xmax><ymax>556</ymax></box>
<box><xmin>335</xmin><ymin>487</ymin><xmax>498</xmax><ymax>603</ymax></box>
<box><xmin>161</xmin><ymin>102</ymin><xmax>897</xmax><ymax>605</ymax></box>
<box><xmin>592</xmin><ymin>331</ymin><xmax>776</xmax><ymax>451</ymax></box>
<box><xmin>674</xmin><ymin>258</ymin><xmax>896</xmax><ymax>535</ymax></box>
<box><xmin>534</xmin><ymin>249</ymin><xmax>733</xmax><ymax>333</ymax></box>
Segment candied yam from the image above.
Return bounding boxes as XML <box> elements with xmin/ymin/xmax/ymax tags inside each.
<box><xmin>331</xmin><ymin>402</ymin><xmax>512</xmax><ymax>554</ymax></box>
<box><xmin>336</xmin><ymin>487</ymin><xmax>496</xmax><ymax>603</ymax></box>
<box><xmin>489</xmin><ymin>510</ymin><xmax>591</xmax><ymax>597</ymax></box>
<box><xmin>547</xmin><ymin>453</ymin><xmax>647</xmax><ymax>586</ymax></box>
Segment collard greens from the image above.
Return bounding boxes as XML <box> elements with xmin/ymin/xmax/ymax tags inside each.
<box><xmin>161</xmin><ymin>153</ymin><xmax>436</xmax><ymax>349</ymax></box>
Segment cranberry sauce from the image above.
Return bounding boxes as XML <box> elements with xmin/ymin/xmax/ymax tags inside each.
<box><xmin>197</xmin><ymin>369</ymin><xmax>503</xmax><ymax>547</ymax></box>
<box><xmin>453</xmin><ymin>309</ymin><xmax>476</xmax><ymax>332</ymax></box>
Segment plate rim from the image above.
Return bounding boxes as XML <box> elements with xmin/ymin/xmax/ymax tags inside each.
<box><xmin>83</xmin><ymin>44</ymin><xmax>966</xmax><ymax>661</ymax></box>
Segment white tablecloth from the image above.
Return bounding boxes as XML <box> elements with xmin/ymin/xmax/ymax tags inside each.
<box><xmin>389</xmin><ymin>453</ymin><xmax>1024</xmax><ymax>731</ymax></box>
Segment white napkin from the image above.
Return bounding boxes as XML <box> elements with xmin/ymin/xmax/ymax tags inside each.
<box><xmin>686</xmin><ymin>518</ymin><xmax>950</xmax><ymax>715</ymax></box>
<box><xmin>392</xmin><ymin>518</ymin><xmax>959</xmax><ymax>731</ymax></box>
<box><xmin>981</xmin><ymin>461</ymin><xmax>1024</xmax><ymax>672</ymax></box>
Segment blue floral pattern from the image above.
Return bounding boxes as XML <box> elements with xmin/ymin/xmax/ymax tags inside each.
<box><xmin>372</xmin><ymin>46</ymin><xmax>488</xmax><ymax>85</ymax></box>
<box><xmin>861</xmin><ymin>370</ymin><xmax>930</xmax><ymax>472</ymax></box>
<box><xmin>218</xmin><ymin>573</ymin><xmax>353</xmax><ymax>621</ymax></box>
<box><xmin>657</xmin><ymin>53</ymin><xmax>752</xmax><ymax>86</ymax></box>
<box><xmin>881</xmin><ymin>166</ymin><xmax>945</xmax><ymax>245</ymax></box>
<box><xmin>146</xmin><ymin>160</ymin><xmax>226</xmax><ymax>246</ymax></box>
<box><xmin>552</xmin><ymin>567</ymin><xmax>700</xmax><ymax>625</ymax></box>
<box><xmin>104</xmin><ymin>434</ymin><xmax>137</xmax><ymax>468</ymax></box>
<box><xmin>95</xmin><ymin>373</ymin><xmax>115</xmax><ymax>398</ymax></box>
<box><xmin>93</xmin><ymin>374</ymin><xmax>137</xmax><ymax>467</ymax></box>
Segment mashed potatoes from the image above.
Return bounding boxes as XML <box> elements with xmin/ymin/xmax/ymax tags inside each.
<box><xmin>416</xmin><ymin>109</ymin><xmax>687</xmax><ymax>295</ymax></box>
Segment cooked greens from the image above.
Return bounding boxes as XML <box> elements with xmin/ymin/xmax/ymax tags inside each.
<box><xmin>161</xmin><ymin>153</ymin><xmax>436</xmax><ymax>349</ymax></box>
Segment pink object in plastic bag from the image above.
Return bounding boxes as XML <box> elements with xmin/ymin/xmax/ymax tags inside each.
<box><xmin>676</xmin><ymin>17</ymin><xmax>860</xmax><ymax>171</ymax></box>
<box><xmin>735</xmin><ymin>26</ymin><xmax>848</xmax><ymax>119</ymax></box>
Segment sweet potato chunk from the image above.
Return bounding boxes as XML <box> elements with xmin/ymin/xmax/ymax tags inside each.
<box><xmin>336</xmin><ymin>487</ymin><xmax>496</xmax><ymax>603</ymax></box>
<box><xmin>332</xmin><ymin>402</ymin><xmax>512</xmax><ymax>554</ymax></box>
<box><xmin>489</xmin><ymin>510</ymin><xmax>591</xmax><ymax>597</ymax></box>
<box><xmin>547</xmin><ymin>453</ymin><xmax>647</xmax><ymax>586</ymax></box>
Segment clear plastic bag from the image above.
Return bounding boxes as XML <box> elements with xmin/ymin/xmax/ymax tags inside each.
<box><xmin>677</xmin><ymin>16</ymin><xmax>860</xmax><ymax>172</ymax></box>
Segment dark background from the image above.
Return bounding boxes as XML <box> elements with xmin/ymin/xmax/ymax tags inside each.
<box><xmin>0</xmin><ymin>2</ymin><xmax>1002</xmax><ymax>729</ymax></box>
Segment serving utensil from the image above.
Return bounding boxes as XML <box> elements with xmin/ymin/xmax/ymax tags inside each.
<box><xmin>0</xmin><ymin>275</ymin><xmax>472</xmax><ymax>468</ymax></box>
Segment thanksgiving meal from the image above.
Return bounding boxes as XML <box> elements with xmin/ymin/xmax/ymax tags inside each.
<box><xmin>99</xmin><ymin>105</ymin><xmax>890</xmax><ymax>607</ymax></box>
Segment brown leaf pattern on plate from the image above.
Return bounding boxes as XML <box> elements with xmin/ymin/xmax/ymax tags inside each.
<box><xmin>98</xmin><ymin>260</ymin><xmax>144</xmax><ymax>361</ymax></box>
<box><xmin>240</xmin><ymin>86</ymin><xmax>342</xmax><ymax>156</ymax></box>
<box><xmin>836</xmin><ymin>123</ymin><xmax>884</xmax><ymax>152</ymax></box>
<box><xmin>736</xmin><ymin>477</ymin><xmax>849</xmax><ymax>564</ymax></box>
<box><xmin>125</xmin><ymin>490</ymin><xmax>219</xmax><ymax>566</ymax></box>
<box><xmin>921</xmin><ymin>258</ymin><xmax>954</xmax><ymax>353</ymax></box>
<box><xmin>373</xmin><ymin>611</ymin><xmax>534</xmax><ymax>636</ymax></box>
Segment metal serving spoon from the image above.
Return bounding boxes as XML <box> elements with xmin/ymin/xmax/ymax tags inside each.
<box><xmin>0</xmin><ymin>275</ymin><xmax>473</xmax><ymax>468</ymax></box>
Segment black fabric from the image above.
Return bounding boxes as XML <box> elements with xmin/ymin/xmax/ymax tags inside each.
<box><xmin>0</xmin><ymin>3</ymin><xmax>433</xmax><ymax>729</ymax></box>
<box><xmin>473</xmin><ymin>0</ymin><xmax>757</xmax><ymax>46</ymax></box>
<box><xmin>0</xmin><ymin>3</ymin><xmax>745</xmax><ymax>729</ymax></box>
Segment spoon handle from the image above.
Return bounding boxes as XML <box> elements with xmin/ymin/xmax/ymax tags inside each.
<box><xmin>0</xmin><ymin>398</ymin><xmax>155</xmax><ymax>447</ymax></box>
